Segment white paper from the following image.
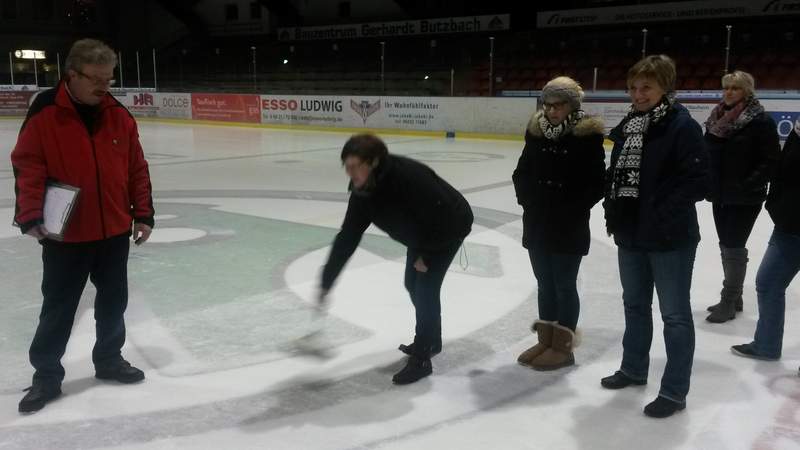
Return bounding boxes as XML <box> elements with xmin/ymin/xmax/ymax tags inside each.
<box><xmin>43</xmin><ymin>183</ymin><xmax>78</xmax><ymax>236</ymax></box>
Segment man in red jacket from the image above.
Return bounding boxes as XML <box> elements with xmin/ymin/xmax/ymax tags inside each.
<box><xmin>11</xmin><ymin>39</ymin><xmax>154</xmax><ymax>413</ymax></box>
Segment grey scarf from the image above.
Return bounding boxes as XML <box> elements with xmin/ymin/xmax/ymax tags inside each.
<box><xmin>704</xmin><ymin>97</ymin><xmax>765</xmax><ymax>138</ymax></box>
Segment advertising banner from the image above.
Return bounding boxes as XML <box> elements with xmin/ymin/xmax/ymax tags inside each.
<box><xmin>584</xmin><ymin>97</ymin><xmax>797</xmax><ymax>140</ymax></box>
<box><xmin>0</xmin><ymin>91</ymin><xmax>35</xmax><ymax>116</ymax></box>
<box><xmin>278</xmin><ymin>14</ymin><xmax>509</xmax><ymax>41</ymax></box>
<box><xmin>259</xmin><ymin>95</ymin><xmax>535</xmax><ymax>136</ymax></box>
<box><xmin>192</xmin><ymin>93</ymin><xmax>261</xmax><ymax>123</ymax></box>
<box><xmin>94</xmin><ymin>91</ymin><xmax>800</xmax><ymax>141</ymax></box>
<box><xmin>0</xmin><ymin>85</ymin><xmax>38</xmax><ymax>92</ymax></box>
<box><xmin>538</xmin><ymin>0</ymin><xmax>800</xmax><ymax>28</ymax></box>
<box><xmin>113</xmin><ymin>92</ymin><xmax>193</xmax><ymax>119</ymax></box>
<box><xmin>762</xmin><ymin>100</ymin><xmax>800</xmax><ymax>140</ymax></box>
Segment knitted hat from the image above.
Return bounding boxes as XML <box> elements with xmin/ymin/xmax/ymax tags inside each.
<box><xmin>541</xmin><ymin>76</ymin><xmax>584</xmax><ymax>111</ymax></box>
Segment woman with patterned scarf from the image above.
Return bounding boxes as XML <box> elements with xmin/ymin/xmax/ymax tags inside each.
<box><xmin>512</xmin><ymin>76</ymin><xmax>606</xmax><ymax>371</ymax></box>
<box><xmin>704</xmin><ymin>70</ymin><xmax>781</xmax><ymax>323</ymax></box>
<box><xmin>600</xmin><ymin>55</ymin><xmax>709</xmax><ymax>418</ymax></box>
<box><xmin>731</xmin><ymin>118</ymin><xmax>800</xmax><ymax>367</ymax></box>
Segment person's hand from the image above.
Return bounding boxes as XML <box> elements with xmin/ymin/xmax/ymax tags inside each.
<box><xmin>133</xmin><ymin>223</ymin><xmax>152</xmax><ymax>245</ymax></box>
<box><xmin>25</xmin><ymin>224</ymin><xmax>48</xmax><ymax>240</ymax></box>
<box><xmin>414</xmin><ymin>256</ymin><xmax>428</xmax><ymax>273</ymax></box>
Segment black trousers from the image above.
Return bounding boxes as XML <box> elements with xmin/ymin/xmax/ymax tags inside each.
<box><xmin>29</xmin><ymin>234</ymin><xmax>131</xmax><ymax>386</ymax></box>
<box><xmin>403</xmin><ymin>241</ymin><xmax>462</xmax><ymax>358</ymax></box>
<box><xmin>712</xmin><ymin>202</ymin><xmax>762</xmax><ymax>248</ymax></box>
<box><xmin>528</xmin><ymin>246</ymin><xmax>583</xmax><ymax>331</ymax></box>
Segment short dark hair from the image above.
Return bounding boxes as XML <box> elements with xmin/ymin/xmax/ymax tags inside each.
<box><xmin>340</xmin><ymin>134</ymin><xmax>388</xmax><ymax>165</ymax></box>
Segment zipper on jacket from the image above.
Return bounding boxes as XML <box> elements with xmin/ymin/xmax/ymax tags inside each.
<box><xmin>83</xmin><ymin>104</ymin><xmax>109</xmax><ymax>240</ymax></box>
<box><xmin>67</xmin><ymin>92</ymin><xmax>112</xmax><ymax>240</ymax></box>
<box><xmin>90</xmin><ymin>138</ymin><xmax>108</xmax><ymax>239</ymax></box>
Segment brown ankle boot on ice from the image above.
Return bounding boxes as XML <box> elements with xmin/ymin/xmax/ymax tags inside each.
<box><xmin>530</xmin><ymin>323</ymin><xmax>579</xmax><ymax>371</ymax></box>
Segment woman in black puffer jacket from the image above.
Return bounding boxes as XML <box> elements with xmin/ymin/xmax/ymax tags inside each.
<box><xmin>704</xmin><ymin>71</ymin><xmax>781</xmax><ymax>323</ymax></box>
<box><xmin>512</xmin><ymin>76</ymin><xmax>606</xmax><ymax>372</ymax></box>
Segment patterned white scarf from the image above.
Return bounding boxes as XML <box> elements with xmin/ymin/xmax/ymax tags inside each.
<box><xmin>538</xmin><ymin>110</ymin><xmax>585</xmax><ymax>141</ymax></box>
<box><xmin>610</xmin><ymin>95</ymin><xmax>675</xmax><ymax>200</ymax></box>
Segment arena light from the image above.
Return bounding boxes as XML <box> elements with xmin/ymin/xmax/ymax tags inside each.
<box><xmin>283</xmin><ymin>59</ymin><xmax>288</xmax><ymax>64</ymax></box>
<box><xmin>14</xmin><ymin>50</ymin><xmax>46</xmax><ymax>60</ymax></box>
<box><xmin>424</xmin><ymin>75</ymin><xmax>429</xmax><ymax>80</ymax></box>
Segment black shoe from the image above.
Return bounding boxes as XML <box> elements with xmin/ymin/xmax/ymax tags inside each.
<box><xmin>392</xmin><ymin>356</ymin><xmax>433</xmax><ymax>385</ymax></box>
<box><xmin>18</xmin><ymin>383</ymin><xmax>62</xmax><ymax>413</ymax></box>
<box><xmin>643</xmin><ymin>396</ymin><xmax>686</xmax><ymax>418</ymax></box>
<box><xmin>398</xmin><ymin>341</ymin><xmax>442</xmax><ymax>357</ymax></box>
<box><xmin>95</xmin><ymin>360</ymin><xmax>145</xmax><ymax>384</ymax></box>
<box><xmin>706</xmin><ymin>300</ymin><xmax>737</xmax><ymax>323</ymax></box>
<box><xmin>600</xmin><ymin>371</ymin><xmax>647</xmax><ymax>389</ymax></box>
<box><xmin>731</xmin><ymin>343</ymin><xmax>779</xmax><ymax>361</ymax></box>
<box><xmin>707</xmin><ymin>299</ymin><xmax>743</xmax><ymax>313</ymax></box>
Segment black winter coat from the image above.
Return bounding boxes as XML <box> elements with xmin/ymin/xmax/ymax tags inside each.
<box><xmin>512</xmin><ymin>112</ymin><xmax>606</xmax><ymax>254</ymax></box>
<box><xmin>705</xmin><ymin>112</ymin><xmax>781</xmax><ymax>205</ymax></box>
<box><xmin>604</xmin><ymin>102</ymin><xmax>710</xmax><ymax>251</ymax></box>
<box><xmin>321</xmin><ymin>154</ymin><xmax>473</xmax><ymax>290</ymax></box>
<box><xmin>766</xmin><ymin>129</ymin><xmax>800</xmax><ymax>236</ymax></box>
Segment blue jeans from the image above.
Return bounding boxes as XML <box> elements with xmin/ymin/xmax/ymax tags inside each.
<box><xmin>528</xmin><ymin>247</ymin><xmax>582</xmax><ymax>331</ymax></box>
<box><xmin>617</xmin><ymin>244</ymin><xmax>697</xmax><ymax>403</ymax></box>
<box><xmin>751</xmin><ymin>229</ymin><xmax>800</xmax><ymax>358</ymax></box>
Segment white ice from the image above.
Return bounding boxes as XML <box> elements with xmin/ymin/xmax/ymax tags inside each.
<box><xmin>0</xmin><ymin>118</ymin><xmax>798</xmax><ymax>450</ymax></box>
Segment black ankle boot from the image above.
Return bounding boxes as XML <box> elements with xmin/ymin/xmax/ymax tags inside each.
<box><xmin>644</xmin><ymin>396</ymin><xmax>686</xmax><ymax>418</ymax></box>
<box><xmin>398</xmin><ymin>340</ymin><xmax>442</xmax><ymax>357</ymax></box>
<box><xmin>600</xmin><ymin>371</ymin><xmax>647</xmax><ymax>389</ymax></box>
<box><xmin>18</xmin><ymin>383</ymin><xmax>62</xmax><ymax>413</ymax></box>
<box><xmin>392</xmin><ymin>356</ymin><xmax>432</xmax><ymax>385</ymax></box>
<box><xmin>95</xmin><ymin>359</ymin><xmax>145</xmax><ymax>384</ymax></box>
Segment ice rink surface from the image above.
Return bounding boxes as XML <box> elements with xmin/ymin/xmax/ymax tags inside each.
<box><xmin>0</xmin><ymin>118</ymin><xmax>798</xmax><ymax>450</ymax></box>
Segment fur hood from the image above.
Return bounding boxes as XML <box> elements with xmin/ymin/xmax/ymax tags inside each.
<box><xmin>526</xmin><ymin>111</ymin><xmax>605</xmax><ymax>138</ymax></box>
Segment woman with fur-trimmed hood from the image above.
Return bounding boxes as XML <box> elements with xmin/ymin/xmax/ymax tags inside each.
<box><xmin>512</xmin><ymin>76</ymin><xmax>606</xmax><ymax>372</ymax></box>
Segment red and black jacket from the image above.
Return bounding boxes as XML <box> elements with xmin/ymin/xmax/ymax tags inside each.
<box><xmin>11</xmin><ymin>81</ymin><xmax>154</xmax><ymax>242</ymax></box>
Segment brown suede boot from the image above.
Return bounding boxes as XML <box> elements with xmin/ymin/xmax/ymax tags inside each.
<box><xmin>517</xmin><ymin>321</ymin><xmax>554</xmax><ymax>367</ymax></box>
<box><xmin>530</xmin><ymin>323</ymin><xmax>578</xmax><ymax>371</ymax></box>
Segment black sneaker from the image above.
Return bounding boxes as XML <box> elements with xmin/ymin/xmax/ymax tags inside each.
<box><xmin>600</xmin><ymin>371</ymin><xmax>647</xmax><ymax>389</ymax></box>
<box><xmin>392</xmin><ymin>356</ymin><xmax>433</xmax><ymax>385</ymax></box>
<box><xmin>18</xmin><ymin>383</ymin><xmax>62</xmax><ymax>413</ymax></box>
<box><xmin>398</xmin><ymin>341</ymin><xmax>442</xmax><ymax>357</ymax></box>
<box><xmin>95</xmin><ymin>359</ymin><xmax>145</xmax><ymax>384</ymax></box>
<box><xmin>730</xmin><ymin>343</ymin><xmax>779</xmax><ymax>361</ymax></box>
<box><xmin>644</xmin><ymin>396</ymin><xmax>686</xmax><ymax>418</ymax></box>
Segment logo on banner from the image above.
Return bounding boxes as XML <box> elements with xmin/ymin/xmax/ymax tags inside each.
<box><xmin>488</xmin><ymin>16</ymin><xmax>505</xmax><ymax>29</ymax></box>
<box><xmin>762</xmin><ymin>0</ymin><xmax>800</xmax><ymax>12</ymax></box>
<box><xmin>133</xmin><ymin>93</ymin><xmax>154</xmax><ymax>106</ymax></box>
<box><xmin>770</xmin><ymin>112</ymin><xmax>800</xmax><ymax>139</ymax></box>
<box><xmin>350</xmin><ymin>99</ymin><xmax>381</xmax><ymax>124</ymax></box>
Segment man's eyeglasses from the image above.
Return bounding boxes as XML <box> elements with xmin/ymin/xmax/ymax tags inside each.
<box><xmin>542</xmin><ymin>101</ymin><xmax>568</xmax><ymax>111</ymax></box>
<box><xmin>75</xmin><ymin>70</ymin><xmax>116</xmax><ymax>87</ymax></box>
